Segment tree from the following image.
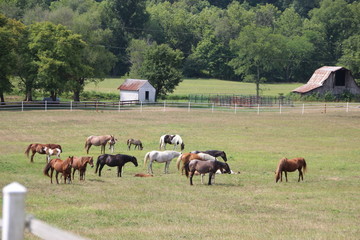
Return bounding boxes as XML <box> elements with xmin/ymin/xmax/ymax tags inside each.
<box><xmin>229</xmin><ymin>25</ymin><xmax>282</xmax><ymax>99</ymax></box>
<box><xmin>139</xmin><ymin>43</ymin><xmax>183</xmax><ymax>100</ymax></box>
<box><xmin>338</xmin><ymin>35</ymin><xmax>360</xmax><ymax>79</ymax></box>
<box><xmin>0</xmin><ymin>14</ymin><xmax>24</xmax><ymax>103</ymax></box>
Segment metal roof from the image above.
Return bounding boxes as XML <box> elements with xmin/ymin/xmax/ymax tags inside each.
<box><xmin>117</xmin><ymin>79</ymin><xmax>149</xmax><ymax>91</ymax></box>
<box><xmin>292</xmin><ymin>66</ymin><xmax>345</xmax><ymax>93</ymax></box>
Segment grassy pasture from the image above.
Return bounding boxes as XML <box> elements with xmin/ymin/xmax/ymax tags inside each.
<box><xmin>0</xmin><ymin>109</ymin><xmax>360</xmax><ymax>240</ymax></box>
<box><xmin>85</xmin><ymin>78</ymin><xmax>303</xmax><ymax>97</ymax></box>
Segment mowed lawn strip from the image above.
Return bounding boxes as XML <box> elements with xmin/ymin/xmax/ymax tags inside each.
<box><xmin>0</xmin><ymin>110</ymin><xmax>359</xmax><ymax>239</ymax></box>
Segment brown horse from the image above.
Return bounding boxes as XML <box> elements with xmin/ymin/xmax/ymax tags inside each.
<box><xmin>185</xmin><ymin>160</ymin><xmax>231</xmax><ymax>185</ymax></box>
<box><xmin>176</xmin><ymin>152</ymin><xmax>217</xmax><ymax>174</ymax></box>
<box><xmin>25</xmin><ymin>143</ymin><xmax>62</xmax><ymax>163</ymax></box>
<box><xmin>84</xmin><ymin>135</ymin><xmax>115</xmax><ymax>154</ymax></box>
<box><xmin>127</xmin><ymin>138</ymin><xmax>143</xmax><ymax>150</ymax></box>
<box><xmin>71</xmin><ymin>156</ymin><xmax>94</xmax><ymax>181</ymax></box>
<box><xmin>43</xmin><ymin>156</ymin><xmax>73</xmax><ymax>184</ymax></box>
<box><xmin>275</xmin><ymin>157</ymin><xmax>307</xmax><ymax>183</ymax></box>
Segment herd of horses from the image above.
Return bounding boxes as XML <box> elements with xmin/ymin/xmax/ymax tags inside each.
<box><xmin>25</xmin><ymin>134</ymin><xmax>307</xmax><ymax>185</ymax></box>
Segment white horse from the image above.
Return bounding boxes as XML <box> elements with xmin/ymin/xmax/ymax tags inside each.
<box><xmin>144</xmin><ymin>150</ymin><xmax>182</xmax><ymax>174</ymax></box>
<box><xmin>43</xmin><ymin>147</ymin><xmax>62</xmax><ymax>163</ymax></box>
<box><xmin>159</xmin><ymin>134</ymin><xmax>185</xmax><ymax>151</ymax></box>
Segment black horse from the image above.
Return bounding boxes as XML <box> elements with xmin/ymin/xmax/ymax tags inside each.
<box><xmin>95</xmin><ymin>154</ymin><xmax>138</xmax><ymax>177</ymax></box>
<box><xmin>191</xmin><ymin>150</ymin><xmax>228</xmax><ymax>162</ymax></box>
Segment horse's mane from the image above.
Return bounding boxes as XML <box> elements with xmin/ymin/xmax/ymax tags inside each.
<box><xmin>276</xmin><ymin>158</ymin><xmax>287</xmax><ymax>174</ymax></box>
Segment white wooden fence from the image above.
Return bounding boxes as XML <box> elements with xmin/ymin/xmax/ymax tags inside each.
<box><xmin>1</xmin><ymin>182</ymin><xmax>90</xmax><ymax>240</ymax></box>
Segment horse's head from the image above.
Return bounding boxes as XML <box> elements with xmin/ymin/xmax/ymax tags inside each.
<box><xmin>223</xmin><ymin>163</ymin><xmax>231</xmax><ymax>174</ymax></box>
<box><xmin>132</xmin><ymin>156</ymin><xmax>138</xmax><ymax>167</ymax></box>
<box><xmin>221</xmin><ymin>151</ymin><xmax>228</xmax><ymax>162</ymax></box>
<box><xmin>180</xmin><ymin>143</ymin><xmax>185</xmax><ymax>151</ymax></box>
<box><xmin>89</xmin><ymin>157</ymin><xmax>94</xmax><ymax>168</ymax></box>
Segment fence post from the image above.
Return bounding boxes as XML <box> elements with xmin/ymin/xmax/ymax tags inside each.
<box><xmin>302</xmin><ymin>103</ymin><xmax>305</xmax><ymax>115</ymax></box>
<box><xmin>234</xmin><ymin>103</ymin><xmax>237</xmax><ymax>114</ymax></box>
<box><xmin>70</xmin><ymin>101</ymin><xmax>73</xmax><ymax>111</ymax></box>
<box><xmin>188</xmin><ymin>102</ymin><xmax>191</xmax><ymax>112</ymax></box>
<box><xmin>2</xmin><ymin>182</ymin><xmax>27</xmax><ymax>240</ymax></box>
<box><xmin>257</xmin><ymin>104</ymin><xmax>260</xmax><ymax>115</ymax></box>
<box><xmin>118</xmin><ymin>100</ymin><xmax>121</xmax><ymax>112</ymax></box>
<box><xmin>21</xmin><ymin>101</ymin><xmax>24</xmax><ymax>112</ymax></box>
<box><xmin>212</xmin><ymin>103</ymin><xmax>214</xmax><ymax>113</ymax></box>
<box><xmin>346</xmin><ymin>102</ymin><xmax>349</xmax><ymax>113</ymax></box>
<box><xmin>140</xmin><ymin>101</ymin><xmax>143</xmax><ymax>112</ymax></box>
<box><xmin>45</xmin><ymin>101</ymin><xmax>47</xmax><ymax>112</ymax></box>
<box><xmin>279</xmin><ymin>103</ymin><xmax>282</xmax><ymax>114</ymax></box>
<box><xmin>163</xmin><ymin>101</ymin><xmax>166</xmax><ymax>112</ymax></box>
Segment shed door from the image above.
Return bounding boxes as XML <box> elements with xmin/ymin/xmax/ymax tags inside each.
<box><xmin>145</xmin><ymin>91</ymin><xmax>149</xmax><ymax>100</ymax></box>
<box><xmin>335</xmin><ymin>69</ymin><xmax>346</xmax><ymax>86</ymax></box>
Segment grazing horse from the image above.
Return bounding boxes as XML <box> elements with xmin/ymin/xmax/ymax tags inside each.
<box><xmin>275</xmin><ymin>157</ymin><xmax>307</xmax><ymax>183</ymax></box>
<box><xmin>85</xmin><ymin>135</ymin><xmax>116</xmax><ymax>154</ymax></box>
<box><xmin>127</xmin><ymin>138</ymin><xmax>143</xmax><ymax>150</ymax></box>
<box><xmin>43</xmin><ymin>156</ymin><xmax>73</xmax><ymax>184</ymax></box>
<box><xmin>144</xmin><ymin>150</ymin><xmax>182</xmax><ymax>174</ymax></box>
<box><xmin>191</xmin><ymin>150</ymin><xmax>228</xmax><ymax>162</ymax></box>
<box><xmin>185</xmin><ymin>160</ymin><xmax>231</xmax><ymax>185</ymax></box>
<box><xmin>25</xmin><ymin>143</ymin><xmax>62</xmax><ymax>163</ymax></box>
<box><xmin>159</xmin><ymin>134</ymin><xmax>185</xmax><ymax>151</ymax></box>
<box><xmin>95</xmin><ymin>154</ymin><xmax>138</xmax><ymax>177</ymax></box>
<box><xmin>176</xmin><ymin>152</ymin><xmax>217</xmax><ymax>174</ymax></box>
<box><xmin>43</xmin><ymin>147</ymin><xmax>62</xmax><ymax>163</ymax></box>
<box><xmin>71</xmin><ymin>156</ymin><xmax>94</xmax><ymax>181</ymax></box>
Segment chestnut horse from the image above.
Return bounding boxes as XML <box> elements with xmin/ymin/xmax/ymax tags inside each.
<box><xmin>275</xmin><ymin>157</ymin><xmax>307</xmax><ymax>183</ymax></box>
<box><xmin>25</xmin><ymin>143</ymin><xmax>62</xmax><ymax>163</ymax></box>
<box><xmin>43</xmin><ymin>156</ymin><xmax>73</xmax><ymax>184</ymax></box>
<box><xmin>185</xmin><ymin>160</ymin><xmax>231</xmax><ymax>185</ymax></box>
<box><xmin>85</xmin><ymin>135</ymin><xmax>116</xmax><ymax>154</ymax></box>
<box><xmin>71</xmin><ymin>156</ymin><xmax>94</xmax><ymax>181</ymax></box>
<box><xmin>176</xmin><ymin>152</ymin><xmax>217</xmax><ymax>174</ymax></box>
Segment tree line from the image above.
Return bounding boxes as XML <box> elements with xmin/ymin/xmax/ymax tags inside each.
<box><xmin>1</xmin><ymin>0</ymin><xmax>359</xmax><ymax>102</ymax></box>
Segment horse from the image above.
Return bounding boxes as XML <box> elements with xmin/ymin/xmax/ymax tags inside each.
<box><xmin>127</xmin><ymin>138</ymin><xmax>143</xmax><ymax>150</ymax></box>
<box><xmin>144</xmin><ymin>150</ymin><xmax>182</xmax><ymax>174</ymax></box>
<box><xmin>71</xmin><ymin>156</ymin><xmax>94</xmax><ymax>181</ymax></box>
<box><xmin>191</xmin><ymin>150</ymin><xmax>228</xmax><ymax>162</ymax></box>
<box><xmin>159</xmin><ymin>134</ymin><xmax>185</xmax><ymax>151</ymax></box>
<box><xmin>176</xmin><ymin>152</ymin><xmax>217</xmax><ymax>174</ymax></box>
<box><xmin>185</xmin><ymin>160</ymin><xmax>231</xmax><ymax>185</ymax></box>
<box><xmin>25</xmin><ymin>143</ymin><xmax>62</xmax><ymax>163</ymax></box>
<box><xmin>43</xmin><ymin>147</ymin><xmax>62</xmax><ymax>163</ymax></box>
<box><xmin>43</xmin><ymin>156</ymin><xmax>73</xmax><ymax>184</ymax></box>
<box><xmin>275</xmin><ymin>157</ymin><xmax>307</xmax><ymax>183</ymax></box>
<box><xmin>85</xmin><ymin>135</ymin><xmax>116</xmax><ymax>154</ymax></box>
<box><xmin>95</xmin><ymin>154</ymin><xmax>138</xmax><ymax>177</ymax></box>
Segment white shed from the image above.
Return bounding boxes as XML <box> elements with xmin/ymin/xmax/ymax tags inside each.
<box><xmin>117</xmin><ymin>79</ymin><xmax>156</xmax><ymax>102</ymax></box>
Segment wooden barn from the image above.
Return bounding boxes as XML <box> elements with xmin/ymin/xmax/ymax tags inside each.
<box><xmin>292</xmin><ymin>66</ymin><xmax>360</xmax><ymax>96</ymax></box>
<box><xmin>118</xmin><ymin>79</ymin><xmax>156</xmax><ymax>102</ymax></box>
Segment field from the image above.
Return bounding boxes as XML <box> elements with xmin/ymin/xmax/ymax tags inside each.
<box><xmin>85</xmin><ymin>78</ymin><xmax>303</xmax><ymax>97</ymax></box>
<box><xmin>0</xmin><ymin>109</ymin><xmax>360</xmax><ymax>239</ymax></box>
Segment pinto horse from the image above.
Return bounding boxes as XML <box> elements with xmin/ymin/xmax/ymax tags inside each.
<box><xmin>159</xmin><ymin>134</ymin><xmax>185</xmax><ymax>151</ymax></box>
<box><xmin>71</xmin><ymin>156</ymin><xmax>94</xmax><ymax>181</ymax></box>
<box><xmin>43</xmin><ymin>147</ymin><xmax>62</xmax><ymax>163</ymax></box>
<box><xmin>85</xmin><ymin>135</ymin><xmax>116</xmax><ymax>154</ymax></box>
<box><xmin>95</xmin><ymin>154</ymin><xmax>138</xmax><ymax>177</ymax></box>
<box><xmin>43</xmin><ymin>156</ymin><xmax>73</xmax><ymax>184</ymax></box>
<box><xmin>127</xmin><ymin>138</ymin><xmax>143</xmax><ymax>150</ymax></box>
<box><xmin>185</xmin><ymin>160</ymin><xmax>231</xmax><ymax>185</ymax></box>
<box><xmin>25</xmin><ymin>143</ymin><xmax>62</xmax><ymax>163</ymax></box>
<box><xmin>275</xmin><ymin>157</ymin><xmax>307</xmax><ymax>183</ymax></box>
<box><xmin>144</xmin><ymin>150</ymin><xmax>182</xmax><ymax>174</ymax></box>
<box><xmin>176</xmin><ymin>152</ymin><xmax>217</xmax><ymax>174</ymax></box>
<box><xmin>191</xmin><ymin>150</ymin><xmax>228</xmax><ymax>162</ymax></box>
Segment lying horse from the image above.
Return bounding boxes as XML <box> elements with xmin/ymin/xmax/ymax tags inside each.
<box><xmin>176</xmin><ymin>152</ymin><xmax>217</xmax><ymax>174</ymax></box>
<box><xmin>185</xmin><ymin>160</ymin><xmax>231</xmax><ymax>185</ymax></box>
<box><xmin>95</xmin><ymin>154</ymin><xmax>138</xmax><ymax>177</ymax></box>
<box><xmin>85</xmin><ymin>135</ymin><xmax>116</xmax><ymax>154</ymax></box>
<box><xmin>127</xmin><ymin>138</ymin><xmax>143</xmax><ymax>150</ymax></box>
<box><xmin>191</xmin><ymin>150</ymin><xmax>228</xmax><ymax>162</ymax></box>
<box><xmin>43</xmin><ymin>156</ymin><xmax>73</xmax><ymax>184</ymax></box>
<box><xmin>159</xmin><ymin>134</ymin><xmax>185</xmax><ymax>151</ymax></box>
<box><xmin>71</xmin><ymin>156</ymin><xmax>94</xmax><ymax>181</ymax></box>
<box><xmin>43</xmin><ymin>147</ymin><xmax>62</xmax><ymax>163</ymax></box>
<box><xmin>144</xmin><ymin>150</ymin><xmax>182</xmax><ymax>174</ymax></box>
<box><xmin>275</xmin><ymin>157</ymin><xmax>307</xmax><ymax>183</ymax></box>
<box><xmin>25</xmin><ymin>143</ymin><xmax>62</xmax><ymax>163</ymax></box>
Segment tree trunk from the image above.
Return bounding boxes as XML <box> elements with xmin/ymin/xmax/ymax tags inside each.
<box><xmin>256</xmin><ymin>66</ymin><xmax>260</xmax><ymax>104</ymax></box>
<box><xmin>0</xmin><ymin>92</ymin><xmax>5</xmax><ymax>104</ymax></box>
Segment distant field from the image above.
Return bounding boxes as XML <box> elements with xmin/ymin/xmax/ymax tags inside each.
<box><xmin>85</xmin><ymin>78</ymin><xmax>303</xmax><ymax>97</ymax></box>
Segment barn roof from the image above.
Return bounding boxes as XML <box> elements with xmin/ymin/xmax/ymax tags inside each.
<box><xmin>293</xmin><ymin>66</ymin><xmax>345</xmax><ymax>93</ymax></box>
<box><xmin>117</xmin><ymin>79</ymin><xmax>149</xmax><ymax>91</ymax></box>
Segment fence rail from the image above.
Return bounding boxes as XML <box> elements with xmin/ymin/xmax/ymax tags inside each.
<box><xmin>0</xmin><ymin>100</ymin><xmax>359</xmax><ymax>114</ymax></box>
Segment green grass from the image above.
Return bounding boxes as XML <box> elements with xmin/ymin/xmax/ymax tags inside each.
<box><xmin>0</xmin><ymin>109</ymin><xmax>360</xmax><ymax>239</ymax></box>
<box><xmin>85</xmin><ymin>78</ymin><xmax>303</xmax><ymax>97</ymax></box>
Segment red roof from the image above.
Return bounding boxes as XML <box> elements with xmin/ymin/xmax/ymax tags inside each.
<box><xmin>293</xmin><ymin>66</ymin><xmax>344</xmax><ymax>93</ymax></box>
<box><xmin>117</xmin><ymin>79</ymin><xmax>148</xmax><ymax>91</ymax></box>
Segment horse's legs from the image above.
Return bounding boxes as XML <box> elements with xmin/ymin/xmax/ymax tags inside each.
<box><xmin>72</xmin><ymin>168</ymin><xmax>76</xmax><ymax>181</ymax></box>
<box><xmin>164</xmin><ymin>161</ymin><xmax>169</xmax><ymax>174</ymax></box>
<box><xmin>117</xmin><ymin>166</ymin><xmax>122</xmax><ymax>177</ymax></box>
<box><xmin>30</xmin><ymin>151</ymin><xmax>36</xmax><ymax>163</ymax></box>
<box><xmin>189</xmin><ymin>172</ymin><xmax>194</xmax><ymax>185</ymax></box>
<box><xmin>50</xmin><ymin>168</ymin><xmax>54</xmax><ymax>184</ymax></box>
<box><xmin>86</xmin><ymin>144</ymin><xmax>91</xmax><ymax>154</ymax></box>
<box><xmin>148</xmin><ymin>161</ymin><xmax>153</xmax><ymax>174</ymax></box>
<box><xmin>298</xmin><ymin>169</ymin><xmax>303</xmax><ymax>182</ymax></box>
<box><xmin>55</xmin><ymin>171</ymin><xmax>60</xmax><ymax>184</ymax></box>
<box><xmin>98</xmin><ymin>164</ymin><xmax>105</xmax><ymax>177</ymax></box>
<box><xmin>208</xmin><ymin>173</ymin><xmax>213</xmax><ymax>185</ymax></box>
<box><xmin>285</xmin><ymin>171</ymin><xmax>288</xmax><ymax>182</ymax></box>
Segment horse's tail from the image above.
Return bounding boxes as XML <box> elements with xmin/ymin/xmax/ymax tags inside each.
<box><xmin>25</xmin><ymin>144</ymin><xmax>32</xmax><ymax>158</ymax></box>
<box><xmin>184</xmin><ymin>162</ymin><xmax>190</xmax><ymax>178</ymax></box>
<box><xmin>144</xmin><ymin>152</ymin><xmax>150</xmax><ymax>168</ymax></box>
<box><xmin>176</xmin><ymin>154</ymin><xmax>183</xmax><ymax>171</ymax></box>
<box><xmin>43</xmin><ymin>161</ymin><xmax>51</xmax><ymax>177</ymax></box>
<box><xmin>159</xmin><ymin>137</ymin><xmax>163</xmax><ymax>150</ymax></box>
<box><xmin>302</xmin><ymin>158</ymin><xmax>307</xmax><ymax>173</ymax></box>
<box><xmin>95</xmin><ymin>155</ymin><xmax>101</xmax><ymax>173</ymax></box>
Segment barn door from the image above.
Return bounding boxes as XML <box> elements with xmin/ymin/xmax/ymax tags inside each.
<box><xmin>145</xmin><ymin>91</ymin><xmax>149</xmax><ymax>101</ymax></box>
